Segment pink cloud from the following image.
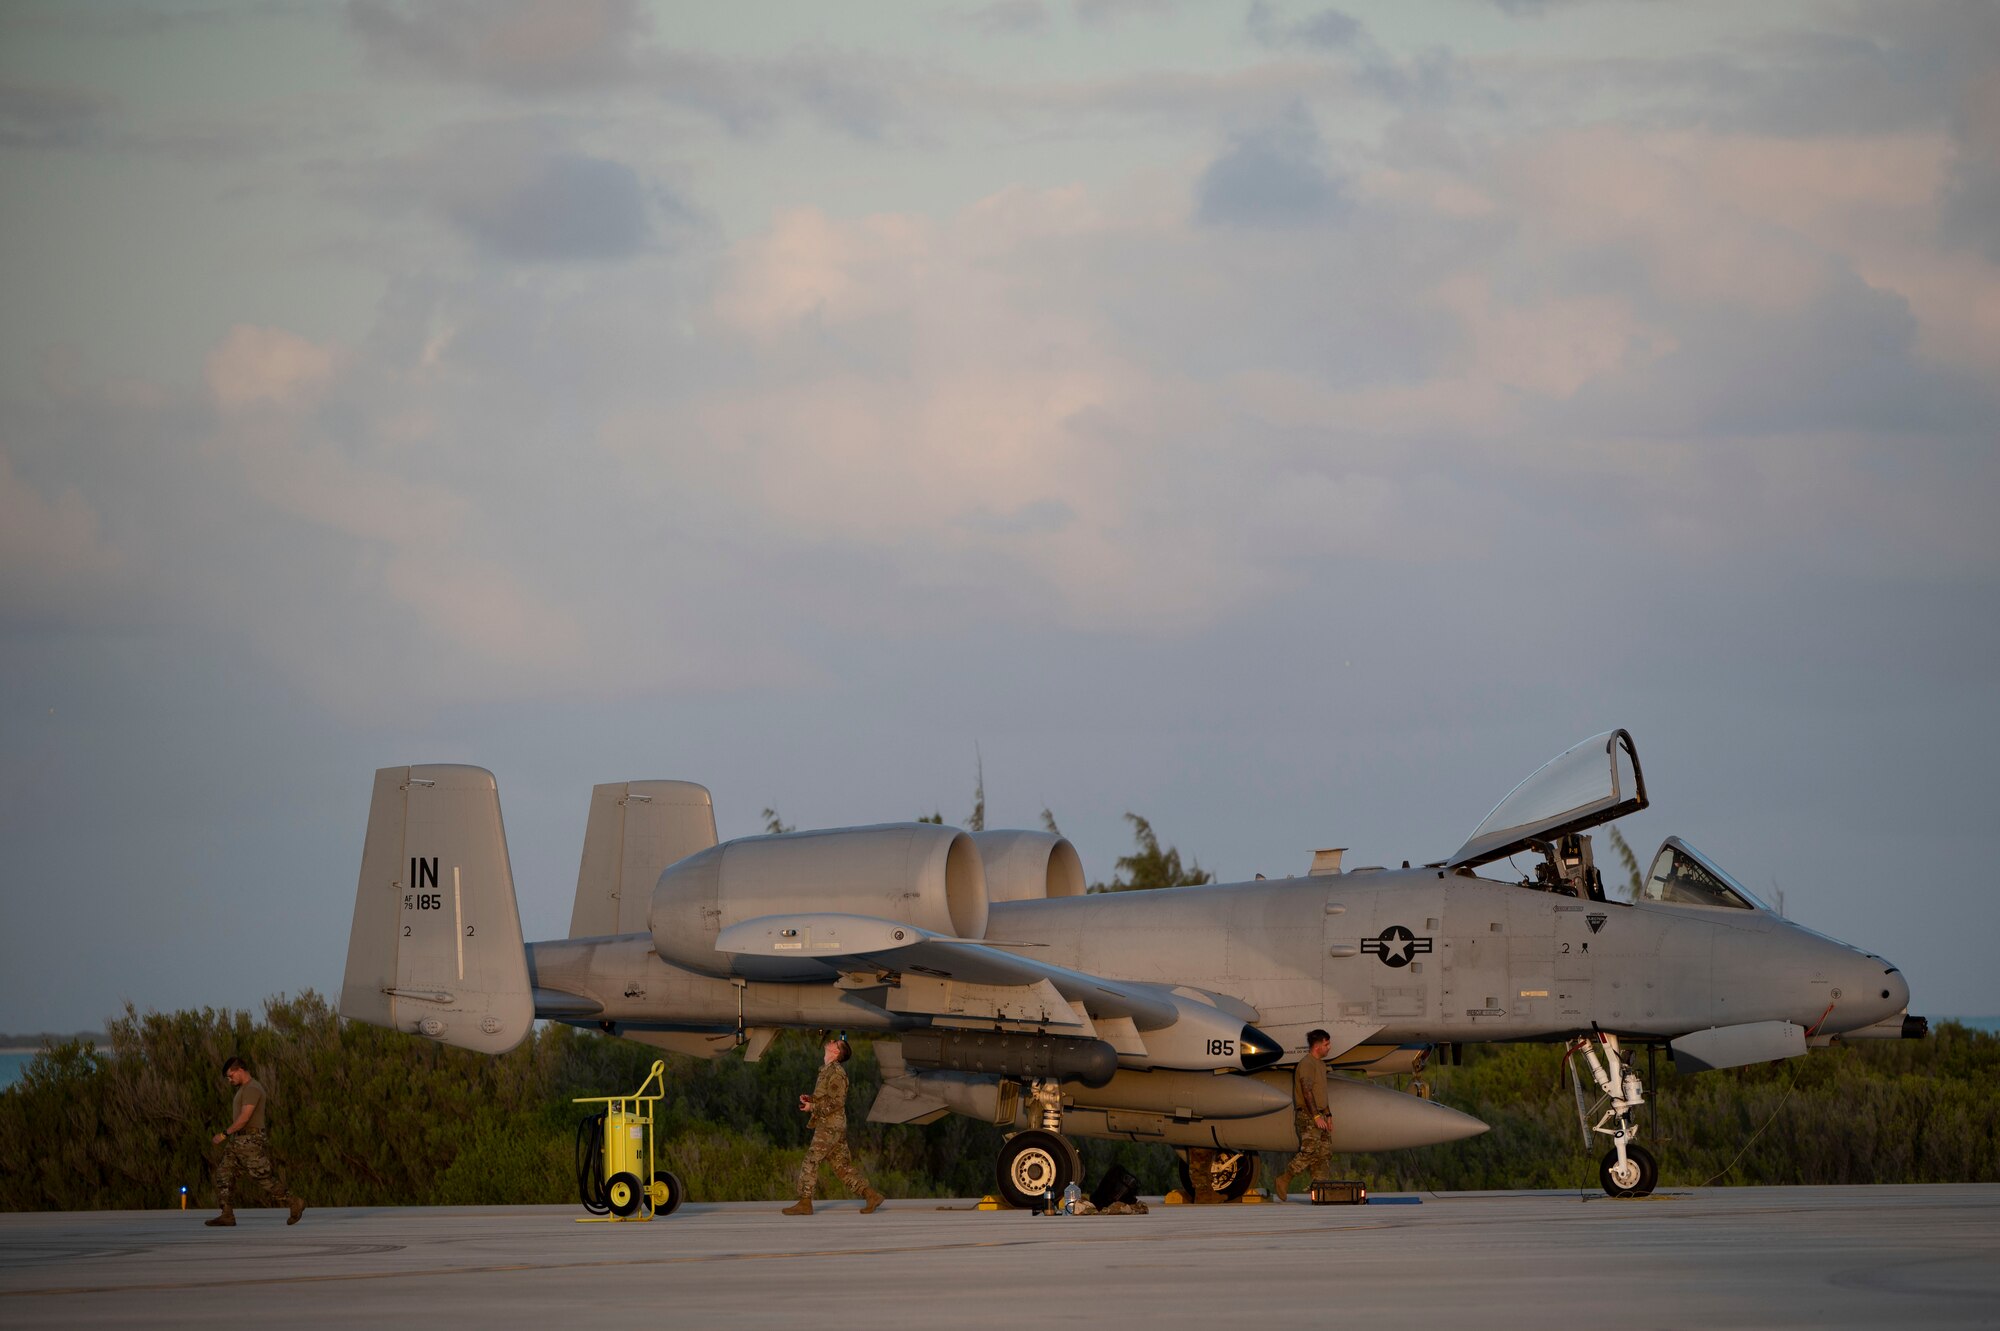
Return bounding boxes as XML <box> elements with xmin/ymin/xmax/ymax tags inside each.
<box><xmin>204</xmin><ymin>325</ymin><xmax>339</xmax><ymax>413</ymax></box>
<box><xmin>0</xmin><ymin>450</ymin><xmax>124</xmax><ymax>621</ymax></box>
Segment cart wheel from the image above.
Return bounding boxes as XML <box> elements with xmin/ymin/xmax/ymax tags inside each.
<box><xmin>606</xmin><ymin>1171</ymin><xmax>644</xmax><ymax>1217</ymax></box>
<box><xmin>650</xmin><ymin>1171</ymin><xmax>685</xmax><ymax>1216</ymax></box>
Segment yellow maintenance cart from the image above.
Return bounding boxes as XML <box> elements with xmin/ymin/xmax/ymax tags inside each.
<box><xmin>573</xmin><ymin>1059</ymin><xmax>684</xmax><ymax>1221</ymax></box>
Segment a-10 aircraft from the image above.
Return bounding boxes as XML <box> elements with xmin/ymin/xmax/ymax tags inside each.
<box><xmin>339</xmin><ymin>730</ymin><xmax>1924</xmax><ymax>1203</ymax></box>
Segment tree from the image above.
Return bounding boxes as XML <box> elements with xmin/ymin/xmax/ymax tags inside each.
<box><xmin>1606</xmin><ymin>826</ymin><xmax>1643</xmax><ymax>899</ymax></box>
<box><xmin>1091</xmin><ymin>814</ymin><xmax>1213</xmax><ymax>892</ymax></box>
<box><xmin>761</xmin><ymin>808</ymin><xmax>793</xmax><ymax>835</ymax></box>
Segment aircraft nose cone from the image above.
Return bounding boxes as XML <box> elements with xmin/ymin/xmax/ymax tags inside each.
<box><xmin>1838</xmin><ymin>952</ymin><xmax>1908</xmax><ymax>1028</ymax></box>
<box><xmin>1238</xmin><ymin>1024</ymin><xmax>1284</xmax><ymax>1071</ymax></box>
<box><xmin>1878</xmin><ymin>964</ymin><xmax>1910</xmax><ymax>1016</ymax></box>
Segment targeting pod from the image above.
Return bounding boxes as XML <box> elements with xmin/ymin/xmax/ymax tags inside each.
<box><xmin>901</xmin><ymin>1028</ymin><xmax>1120</xmax><ymax>1088</ymax></box>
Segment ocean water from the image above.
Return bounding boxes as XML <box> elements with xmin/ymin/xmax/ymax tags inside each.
<box><xmin>0</xmin><ymin>1048</ymin><xmax>106</xmax><ymax>1091</ymax></box>
<box><xmin>1</xmin><ymin>1051</ymin><xmax>38</xmax><ymax>1091</ymax></box>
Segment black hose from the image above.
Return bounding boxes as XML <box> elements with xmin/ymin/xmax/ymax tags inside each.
<box><xmin>575</xmin><ymin>1112</ymin><xmax>610</xmax><ymax>1214</ymax></box>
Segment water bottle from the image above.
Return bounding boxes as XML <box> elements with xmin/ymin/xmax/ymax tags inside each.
<box><xmin>1042</xmin><ymin>1186</ymin><xmax>1054</xmax><ymax>1215</ymax></box>
<box><xmin>1062</xmin><ymin>1181</ymin><xmax>1081</xmax><ymax>1215</ymax></box>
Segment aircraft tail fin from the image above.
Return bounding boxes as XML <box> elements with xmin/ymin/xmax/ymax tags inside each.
<box><xmin>568</xmin><ymin>781</ymin><xmax>716</xmax><ymax>938</ymax></box>
<box><xmin>339</xmin><ymin>765</ymin><xmax>534</xmax><ymax>1054</ymax></box>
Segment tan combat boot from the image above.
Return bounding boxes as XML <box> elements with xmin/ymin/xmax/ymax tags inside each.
<box><xmin>860</xmin><ymin>1189</ymin><xmax>885</xmax><ymax>1214</ymax></box>
<box><xmin>1272</xmin><ymin>1174</ymin><xmax>1291</xmax><ymax>1202</ymax></box>
<box><xmin>286</xmin><ymin>1196</ymin><xmax>306</xmax><ymax>1225</ymax></box>
<box><xmin>781</xmin><ymin>1198</ymin><xmax>813</xmax><ymax>1215</ymax></box>
<box><xmin>204</xmin><ymin>1206</ymin><xmax>236</xmax><ymax>1227</ymax></box>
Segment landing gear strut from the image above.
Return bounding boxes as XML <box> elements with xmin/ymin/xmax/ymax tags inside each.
<box><xmin>994</xmin><ymin>1080</ymin><xmax>1081</xmax><ymax>1209</ymax></box>
<box><xmin>1565</xmin><ymin>1031</ymin><xmax>1656</xmax><ymax>1197</ymax></box>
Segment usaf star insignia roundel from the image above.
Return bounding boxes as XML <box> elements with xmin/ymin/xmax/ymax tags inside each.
<box><xmin>1362</xmin><ymin>924</ymin><xmax>1435</xmax><ymax>968</ymax></box>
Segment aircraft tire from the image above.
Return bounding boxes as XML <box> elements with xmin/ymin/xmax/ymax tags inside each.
<box><xmin>650</xmin><ymin>1170</ymin><xmax>684</xmax><ymax>1216</ymax></box>
<box><xmin>606</xmin><ymin>1171</ymin><xmax>644</xmax><ymax>1217</ymax></box>
<box><xmin>1217</xmin><ymin>1152</ymin><xmax>1257</xmax><ymax>1199</ymax></box>
<box><xmin>996</xmin><ymin>1130</ymin><xmax>1077</xmax><ymax>1210</ymax></box>
<box><xmin>1178</xmin><ymin>1148</ymin><xmax>1257</xmax><ymax>1201</ymax></box>
<box><xmin>1632</xmin><ymin>1144</ymin><xmax>1658</xmax><ymax>1196</ymax></box>
<box><xmin>1168</xmin><ymin>1143</ymin><xmax>1248</xmax><ymax>1199</ymax></box>
<box><xmin>1598</xmin><ymin>1144</ymin><xmax>1657</xmax><ymax>1198</ymax></box>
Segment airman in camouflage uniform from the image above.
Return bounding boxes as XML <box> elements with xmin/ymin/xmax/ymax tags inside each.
<box><xmin>206</xmin><ymin>1056</ymin><xmax>304</xmax><ymax>1226</ymax></box>
<box><xmin>1272</xmin><ymin>1028</ymin><xmax>1334</xmax><ymax>1201</ymax></box>
<box><xmin>783</xmin><ymin>1037</ymin><xmax>885</xmax><ymax>1215</ymax></box>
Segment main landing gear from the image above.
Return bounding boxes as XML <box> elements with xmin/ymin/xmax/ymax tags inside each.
<box><xmin>1175</xmin><ymin>1148</ymin><xmax>1257</xmax><ymax>1202</ymax></box>
<box><xmin>1565</xmin><ymin>1031</ymin><xmax>1657</xmax><ymax>1197</ymax></box>
<box><xmin>994</xmin><ymin>1080</ymin><xmax>1083</xmax><ymax>1209</ymax></box>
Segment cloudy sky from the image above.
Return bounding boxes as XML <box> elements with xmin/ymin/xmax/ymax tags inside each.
<box><xmin>3</xmin><ymin>0</ymin><xmax>1996</xmax><ymax>1034</ymax></box>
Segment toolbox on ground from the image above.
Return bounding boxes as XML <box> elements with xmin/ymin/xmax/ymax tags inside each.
<box><xmin>1310</xmin><ymin>1179</ymin><xmax>1368</xmax><ymax>1204</ymax></box>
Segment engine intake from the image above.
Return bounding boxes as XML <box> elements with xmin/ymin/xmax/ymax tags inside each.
<box><xmin>651</xmin><ymin>824</ymin><xmax>987</xmax><ymax>977</ymax></box>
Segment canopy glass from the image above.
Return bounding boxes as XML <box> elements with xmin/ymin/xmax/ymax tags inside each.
<box><xmin>1638</xmin><ymin>837</ymin><xmax>1769</xmax><ymax>911</ymax></box>
<box><xmin>1447</xmin><ymin>729</ymin><xmax>1648</xmax><ymax>870</ymax></box>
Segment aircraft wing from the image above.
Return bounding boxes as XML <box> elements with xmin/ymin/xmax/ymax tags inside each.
<box><xmin>716</xmin><ymin>912</ymin><xmax>1284</xmax><ymax>1071</ymax></box>
<box><xmin>716</xmin><ymin>913</ymin><xmax>1179</xmax><ymax>1025</ymax></box>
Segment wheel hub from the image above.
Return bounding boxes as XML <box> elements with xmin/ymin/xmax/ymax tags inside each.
<box><xmin>1011</xmin><ymin>1149</ymin><xmax>1058</xmax><ymax>1193</ymax></box>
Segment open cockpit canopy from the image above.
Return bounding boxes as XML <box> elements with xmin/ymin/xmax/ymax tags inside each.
<box><xmin>1446</xmin><ymin>729</ymin><xmax>1648</xmax><ymax>871</ymax></box>
<box><xmin>1638</xmin><ymin>836</ymin><xmax>1769</xmax><ymax>911</ymax></box>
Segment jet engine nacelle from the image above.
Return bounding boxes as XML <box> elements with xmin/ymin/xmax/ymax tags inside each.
<box><xmin>650</xmin><ymin>823</ymin><xmax>988</xmax><ymax>978</ymax></box>
<box><xmin>968</xmin><ymin>830</ymin><xmax>1086</xmax><ymax>903</ymax></box>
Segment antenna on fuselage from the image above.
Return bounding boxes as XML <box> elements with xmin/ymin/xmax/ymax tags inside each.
<box><xmin>1308</xmin><ymin>848</ymin><xmax>1346</xmax><ymax>876</ymax></box>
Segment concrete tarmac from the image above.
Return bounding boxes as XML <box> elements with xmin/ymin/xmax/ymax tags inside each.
<box><xmin>3</xmin><ymin>1187</ymin><xmax>1996</xmax><ymax>1329</ymax></box>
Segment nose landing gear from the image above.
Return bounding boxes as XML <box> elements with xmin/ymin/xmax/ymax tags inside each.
<box><xmin>1600</xmin><ymin>1142</ymin><xmax>1658</xmax><ymax>1196</ymax></box>
<box><xmin>1565</xmin><ymin>1032</ymin><xmax>1657</xmax><ymax>1197</ymax></box>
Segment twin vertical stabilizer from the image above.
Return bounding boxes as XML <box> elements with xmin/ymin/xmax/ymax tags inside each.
<box><xmin>567</xmin><ymin>781</ymin><xmax>717</xmax><ymax>939</ymax></box>
<box><xmin>339</xmin><ymin>765</ymin><xmax>534</xmax><ymax>1054</ymax></box>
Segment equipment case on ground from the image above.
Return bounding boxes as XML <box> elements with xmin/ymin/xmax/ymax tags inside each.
<box><xmin>1310</xmin><ymin>1179</ymin><xmax>1367</xmax><ymax>1204</ymax></box>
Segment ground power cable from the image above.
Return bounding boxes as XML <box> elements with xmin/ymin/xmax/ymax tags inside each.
<box><xmin>1688</xmin><ymin>1059</ymin><xmax>1801</xmax><ymax>1190</ymax></box>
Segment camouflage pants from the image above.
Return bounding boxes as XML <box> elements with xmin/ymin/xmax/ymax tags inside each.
<box><xmin>1280</xmin><ymin>1108</ymin><xmax>1332</xmax><ymax>1182</ymax></box>
<box><xmin>795</xmin><ymin>1125</ymin><xmax>872</xmax><ymax>1200</ymax></box>
<box><xmin>215</xmin><ymin>1130</ymin><xmax>289</xmax><ymax>1208</ymax></box>
<box><xmin>1187</xmin><ymin>1147</ymin><xmax>1227</xmax><ymax>1203</ymax></box>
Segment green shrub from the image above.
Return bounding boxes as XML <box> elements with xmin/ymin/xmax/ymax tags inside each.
<box><xmin>4</xmin><ymin>997</ymin><xmax>1993</xmax><ymax>1210</ymax></box>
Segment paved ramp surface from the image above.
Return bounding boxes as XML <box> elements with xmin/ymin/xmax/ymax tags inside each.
<box><xmin>3</xmin><ymin>1187</ymin><xmax>1996</xmax><ymax>1329</ymax></box>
